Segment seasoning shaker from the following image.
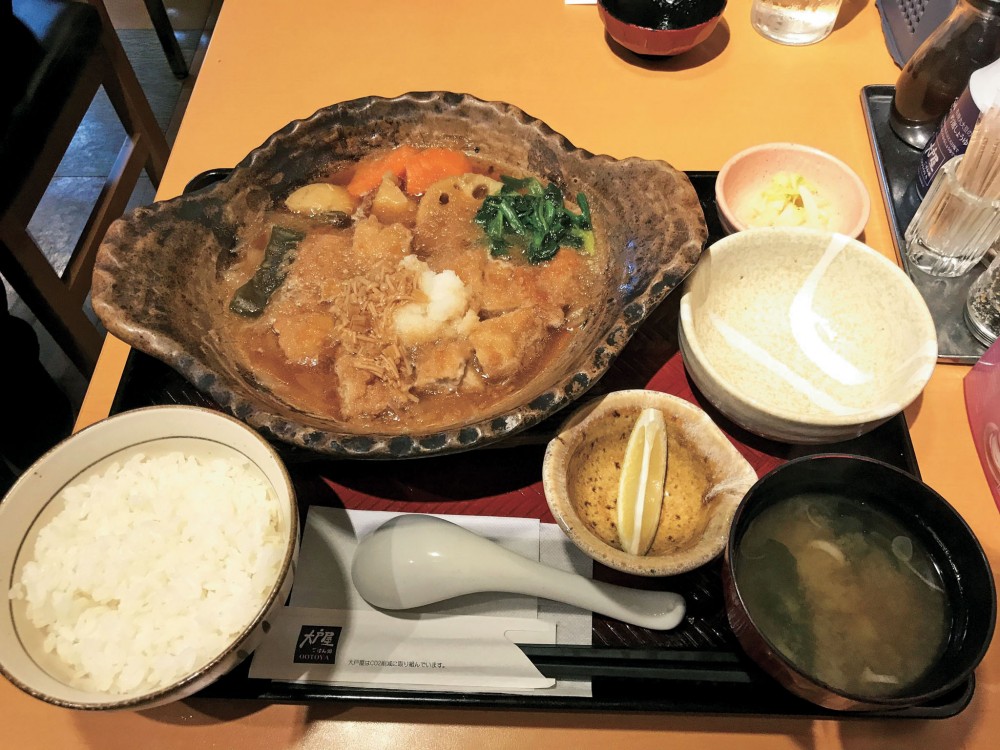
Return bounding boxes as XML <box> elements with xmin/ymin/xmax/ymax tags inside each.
<box><xmin>889</xmin><ymin>0</ymin><xmax>1000</xmax><ymax>150</ymax></box>
<box><xmin>966</xmin><ymin>253</ymin><xmax>1000</xmax><ymax>345</ymax></box>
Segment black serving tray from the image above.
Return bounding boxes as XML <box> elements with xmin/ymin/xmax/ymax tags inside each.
<box><xmin>108</xmin><ymin>171</ymin><xmax>974</xmax><ymax>719</ymax></box>
<box><xmin>861</xmin><ymin>85</ymin><xmax>988</xmax><ymax>364</ymax></box>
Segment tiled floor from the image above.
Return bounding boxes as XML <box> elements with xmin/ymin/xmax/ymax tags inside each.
<box><xmin>4</xmin><ymin>0</ymin><xmax>216</xmax><ymax>476</ymax></box>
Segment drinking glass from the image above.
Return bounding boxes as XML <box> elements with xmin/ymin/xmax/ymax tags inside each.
<box><xmin>750</xmin><ymin>0</ymin><xmax>845</xmax><ymax>45</ymax></box>
<box><xmin>905</xmin><ymin>156</ymin><xmax>1000</xmax><ymax>278</ymax></box>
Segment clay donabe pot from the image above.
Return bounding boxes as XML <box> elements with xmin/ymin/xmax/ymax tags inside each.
<box><xmin>93</xmin><ymin>92</ymin><xmax>707</xmax><ymax>458</ymax></box>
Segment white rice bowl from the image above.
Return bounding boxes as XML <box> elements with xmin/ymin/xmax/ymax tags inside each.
<box><xmin>0</xmin><ymin>406</ymin><xmax>297</xmax><ymax>710</ymax></box>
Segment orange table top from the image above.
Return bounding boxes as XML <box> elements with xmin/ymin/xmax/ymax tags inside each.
<box><xmin>8</xmin><ymin>1</ymin><xmax>999</xmax><ymax>747</ymax></box>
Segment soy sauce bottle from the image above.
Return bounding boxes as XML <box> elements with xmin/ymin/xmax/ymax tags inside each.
<box><xmin>917</xmin><ymin>57</ymin><xmax>1000</xmax><ymax>195</ymax></box>
<box><xmin>889</xmin><ymin>0</ymin><xmax>1000</xmax><ymax>149</ymax></box>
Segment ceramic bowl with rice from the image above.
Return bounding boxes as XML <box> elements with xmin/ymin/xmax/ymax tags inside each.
<box><xmin>0</xmin><ymin>406</ymin><xmax>298</xmax><ymax>710</ymax></box>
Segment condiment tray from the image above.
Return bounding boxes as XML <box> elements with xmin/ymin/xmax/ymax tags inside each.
<box><xmin>862</xmin><ymin>85</ymin><xmax>988</xmax><ymax>364</ymax></box>
<box><xmin>106</xmin><ymin>171</ymin><xmax>974</xmax><ymax>719</ymax></box>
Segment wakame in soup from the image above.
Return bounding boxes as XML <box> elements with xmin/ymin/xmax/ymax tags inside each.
<box><xmin>217</xmin><ymin>145</ymin><xmax>605</xmax><ymax>433</ymax></box>
<box><xmin>736</xmin><ymin>494</ymin><xmax>951</xmax><ymax>698</ymax></box>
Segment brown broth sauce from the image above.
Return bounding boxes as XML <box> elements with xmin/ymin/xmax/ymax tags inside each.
<box><xmin>215</xmin><ymin>153</ymin><xmax>604</xmax><ymax>433</ymax></box>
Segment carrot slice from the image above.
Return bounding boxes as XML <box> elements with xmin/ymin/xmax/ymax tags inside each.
<box><xmin>403</xmin><ymin>148</ymin><xmax>472</xmax><ymax>196</ymax></box>
<box><xmin>346</xmin><ymin>146</ymin><xmax>418</xmax><ymax>198</ymax></box>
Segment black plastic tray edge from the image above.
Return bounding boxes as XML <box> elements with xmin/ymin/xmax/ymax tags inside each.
<box><xmin>107</xmin><ymin>169</ymin><xmax>969</xmax><ymax>719</ymax></box>
<box><xmin>191</xmin><ymin>666</ymin><xmax>974</xmax><ymax>720</ymax></box>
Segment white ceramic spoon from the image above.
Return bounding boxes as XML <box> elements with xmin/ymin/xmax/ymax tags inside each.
<box><xmin>351</xmin><ymin>515</ymin><xmax>686</xmax><ymax>630</ymax></box>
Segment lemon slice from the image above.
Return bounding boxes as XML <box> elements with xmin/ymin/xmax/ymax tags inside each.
<box><xmin>616</xmin><ymin>407</ymin><xmax>668</xmax><ymax>556</ymax></box>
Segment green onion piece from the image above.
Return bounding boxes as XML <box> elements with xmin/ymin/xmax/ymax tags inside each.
<box><xmin>576</xmin><ymin>192</ymin><xmax>592</xmax><ymax>229</ymax></box>
<box><xmin>229</xmin><ymin>226</ymin><xmax>305</xmax><ymax>317</ymax></box>
<box><xmin>573</xmin><ymin>228</ymin><xmax>595</xmax><ymax>255</ymax></box>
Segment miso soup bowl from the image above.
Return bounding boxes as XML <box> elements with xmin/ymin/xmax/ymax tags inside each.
<box><xmin>598</xmin><ymin>0</ymin><xmax>727</xmax><ymax>57</ymax></box>
<box><xmin>722</xmin><ymin>454</ymin><xmax>996</xmax><ymax>712</ymax></box>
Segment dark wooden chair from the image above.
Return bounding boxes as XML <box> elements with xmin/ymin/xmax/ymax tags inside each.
<box><xmin>1</xmin><ymin>290</ymin><xmax>73</xmax><ymax>487</ymax></box>
<box><xmin>144</xmin><ymin>0</ymin><xmax>188</xmax><ymax>79</ymax></box>
<box><xmin>1</xmin><ymin>0</ymin><xmax>170</xmax><ymax>376</ymax></box>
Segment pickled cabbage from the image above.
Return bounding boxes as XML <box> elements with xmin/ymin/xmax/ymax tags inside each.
<box><xmin>744</xmin><ymin>172</ymin><xmax>832</xmax><ymax>230</ymax></box>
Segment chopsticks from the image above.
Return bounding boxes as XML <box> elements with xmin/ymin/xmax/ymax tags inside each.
<box><xmin>519</xmin><ymin>645</ymin><xmax>752</xmax><ymax>683</ymax></box>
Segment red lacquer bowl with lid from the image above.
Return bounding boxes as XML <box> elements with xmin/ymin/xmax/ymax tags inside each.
<box><xmin>598</xmin><ymin>0</ymin><xmax>726</xmax><ymax>56</ymax></box>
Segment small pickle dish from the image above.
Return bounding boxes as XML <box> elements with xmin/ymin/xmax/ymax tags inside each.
<box><xmin>715</xmin><ymin>143</ymin><xmax>870</xmax><ymax>238</ymax></box>
<box><xmin>543</xmin><ymin>389</ymin><xmax>758</xmax><ymax>577</ymax></box>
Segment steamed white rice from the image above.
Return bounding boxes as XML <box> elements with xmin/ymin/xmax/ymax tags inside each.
<box><xmin>9</xmin><ymin>450</ymin><xmax>284</xmax><ymax>695</ymax></box>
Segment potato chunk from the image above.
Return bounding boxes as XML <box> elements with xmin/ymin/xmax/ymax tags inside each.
<box><xmin>285</xmin><ymin>183</ymin><xmax>358</xmax><ymax>215</ymax></box>
<box><xmin>372</xmin><ymin>175</ymin><xmax>417</xmax><ymax>226</ymax></box>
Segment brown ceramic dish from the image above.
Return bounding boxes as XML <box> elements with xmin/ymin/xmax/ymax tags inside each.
<box><xmin>723</xmin><ymin>454</ymin><xmax>996</xmax><ymax>712</ymax></box>
<box><xmin>543</xmin><ymin>389</ymin><xmax>757</xmax><ymax>576</ymax></box>
<box><xmin>93</xmin><ymin>92</ymin><xmax>706</xmax><ymax>458</ymax></box>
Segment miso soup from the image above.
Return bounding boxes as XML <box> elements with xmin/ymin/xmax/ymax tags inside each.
<box><xmin>736</xmin><ymin>493</ymin><xmax>951</xmax><ymax>697</ymax></box>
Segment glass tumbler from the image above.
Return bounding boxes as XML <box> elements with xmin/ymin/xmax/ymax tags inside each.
<box><xmin>751</xmin><ymin>0</ymin><xmax>845</xmax><ymax>45</ymax></box>
<box><xmin>905</xmin><ymin>156</ymin><xmax>1000</xmax><ymax>278</ymax></box>
<box><xmin>966</xmin><ymin>253</ymin><xmax>1000</xmax><ymax>346</ymax></box>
